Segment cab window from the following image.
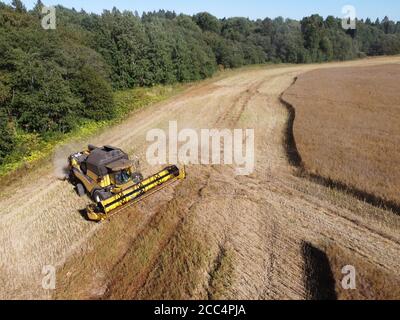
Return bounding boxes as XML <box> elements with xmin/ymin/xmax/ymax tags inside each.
<box><xmin>115</xmin><ymin>169</ymin><xmax>132</xmax><ymax>185</ymax></box>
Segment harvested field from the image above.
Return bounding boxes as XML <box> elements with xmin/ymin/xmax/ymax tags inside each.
<box><xmin>1</xmin><ymin>57</ymin><xmax>400</xmax><ymax>300</ymax></box>
<box><xmin>282</xmin><ymin>64</ymin><xmax>400</xmax><ymax>208</ymax></box>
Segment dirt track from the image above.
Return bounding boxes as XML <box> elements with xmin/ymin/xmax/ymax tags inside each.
<box><xmin>1</xmin><ymin>57</ymin><xmax>400</xmax><ymax>299</ymax></box>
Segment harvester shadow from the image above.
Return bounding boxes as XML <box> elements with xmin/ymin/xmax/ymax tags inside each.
<box><xmin>301</xmin><ymin>242</ymin><xmax>337</xmax><ymax>300</ymax></box>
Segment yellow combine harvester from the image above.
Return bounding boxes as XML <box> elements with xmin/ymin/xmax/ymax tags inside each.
<box><xmin>68</xmin><ymin>145</ymin><xmax>185</xmax><ymax>222</ymax></box>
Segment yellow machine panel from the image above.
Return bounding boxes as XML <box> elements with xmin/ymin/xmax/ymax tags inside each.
<box><xmin>87</xmin><ymin>166</ymin><xmax>186</xmax><ymax>222</ymax></box>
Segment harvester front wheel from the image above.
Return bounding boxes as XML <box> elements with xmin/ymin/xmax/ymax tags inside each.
<box><xmin>76</xmin><ymin>183</ymin><xmax>86</xmax><ymax>197</ymax></box>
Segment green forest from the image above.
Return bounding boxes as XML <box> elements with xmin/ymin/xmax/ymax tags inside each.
<box><xmin>1</xmin><ymin>0</ymin><xmax>400</xmax><ymax>167</ymax></box>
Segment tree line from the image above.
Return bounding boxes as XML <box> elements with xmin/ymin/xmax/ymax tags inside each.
<box><xmin>1</xmin><ymin>0</ymin><xmax>400</xmax><ymax>165</ymax></box>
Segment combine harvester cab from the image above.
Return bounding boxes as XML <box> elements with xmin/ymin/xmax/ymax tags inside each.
<box><xmin>68</xmin><ymin>145</ymin><xmax>186</xmax><ymax>222</ymax></box>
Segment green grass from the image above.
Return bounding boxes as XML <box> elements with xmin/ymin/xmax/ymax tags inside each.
<box><xmin>0</xmin><ymin>84</ymin><xmax>186</xmax><ymax>178</ymax></box>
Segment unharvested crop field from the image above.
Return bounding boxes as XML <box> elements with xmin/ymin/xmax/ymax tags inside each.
<box><xmin>1</xmin><ymin>57</ymin><xmax>400</xmax><ymax>300</ymax></box>
<box><xmin>282</xmin><ymin>65</ymin><xmax>400</xmax><ymax>207</ymax></box>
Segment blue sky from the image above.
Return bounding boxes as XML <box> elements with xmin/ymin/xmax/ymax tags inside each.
<box><xmin>7</xmin><ymin>0</ymin><xmax>400</xmax><ymax>21</ymax></box>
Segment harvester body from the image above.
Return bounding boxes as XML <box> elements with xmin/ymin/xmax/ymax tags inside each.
<box><xmin>68</xmin><ymin>145</ymin><xmax>185</xmax><ymax>221</ymax></box>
